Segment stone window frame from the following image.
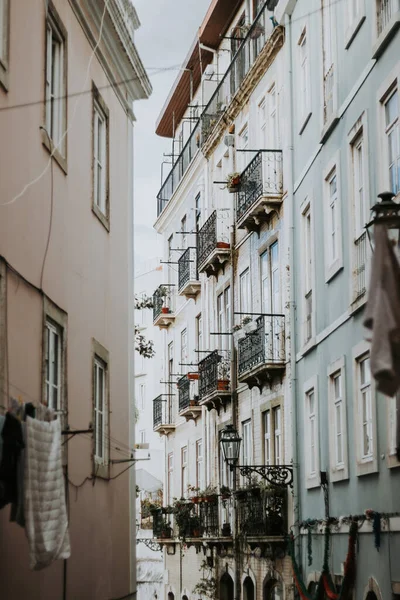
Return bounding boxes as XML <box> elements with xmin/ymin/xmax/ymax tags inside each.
<box><xmin>92</xmin><ymin>338</ymin><xmax>110</xmax><ymax>480</ymax></box>
<box><xmin>92</xmin><ymin>82</ymin><xmax>110</xmax><ymax>231</ymax></box>
<box><xmin>42</xmin><ymin>296</ymin><xmax>68</xmax><ymax>418</ymax></box>
<box><xmin>327</xmin><ymin>356</ymin><xmax>349</xmax><ymax>482</ymax></box>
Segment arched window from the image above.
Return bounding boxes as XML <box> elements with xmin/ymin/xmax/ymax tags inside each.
<box><xmin>220</xmin><ymin>572</ymin><xmax>234</xmax><ymax>600</ymax></box>
<box><xmin>168</xmin><ymin>593</ymin><xmax>175</xmax><ymax>600</ymax></box>
<box><xmin>243</xmin><ymin>576</ymin><xmax>255</xmax><ymax>600</ymax></box>
<box><xmin>366</xmin><ymin>593</ymin><xmax>378</xmax><ymax>600</ymax></box>
<box><xmin>264</xmin><ymin>578</ymin><xmax>283</xmax><ymax>600</ymax></box>
<box><xmin>182</xmin><ymin>596</ymin><xmax>188</xmax><ymax>600</ymax></box>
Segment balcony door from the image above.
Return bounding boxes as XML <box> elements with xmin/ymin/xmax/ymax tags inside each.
<box><xmin>261</xmin><ymin>242</ymin><xmax>281</xmax><ymax>360</ymax></box>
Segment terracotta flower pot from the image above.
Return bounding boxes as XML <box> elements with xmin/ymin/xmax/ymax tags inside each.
<box><xmin>187</xmin><ymin>372</ymin><xmax>199</xmax><ymax>380</ymax></box>
<box><xmin>216</xmin><ymin>242</ymin><xmax>230</xmax><ymax>249</ymax></box>
<box><xmin>161</xmin><ymin>307</ymin><xmax>170</xmax><ymax>314</ymax></box>
<box><xmin>191</xmin><ymin>496</ymin><xmax>200</xmax><ymax>504</ymax></box>
<box><xmin>217</xmin><ymin>380</ymin><xmax>229</xmax><ymax>391</ymax></box>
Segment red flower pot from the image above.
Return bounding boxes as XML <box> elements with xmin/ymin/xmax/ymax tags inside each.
<box><xmin>161</xmin><ymin>307</ymin><xmax>170</xmax><ymax>314</ymax></box>
<box><xmin>216</xmin><ymin>242</ymin><xmax>230</xmax><ymax>249</ymax></box>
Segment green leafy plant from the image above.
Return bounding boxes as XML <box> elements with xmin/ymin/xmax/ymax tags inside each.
<box><xmin>226</xmin><ymin>172</ymin><xmax>241</xmax><ymax>187</ymax></box>
<box><xmin>192</xmin><ymin>560</ymin><xmax>217</xmax><ymax>599</ymax></box>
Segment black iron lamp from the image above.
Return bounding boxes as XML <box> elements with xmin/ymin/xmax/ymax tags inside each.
<box><xmin>219</xmin><ymin>424</ymin><xmax>293</xmax><ymax>487</ymax></box>
<box><xmin>366</xmin><ymin>191</ymin><xmax>400</xmax><ymax>230</ymax></box>
<box><xmin>220</xmin><ymin>424</ymin><xmax>242</xmax><ymax>471</ymax></box>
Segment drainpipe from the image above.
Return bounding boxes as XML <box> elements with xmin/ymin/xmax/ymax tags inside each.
<box><xmin>229</xmin><ymin>146</ymin><xmax>240</xmax><ymax>600</ymax></box>
<box><xmin>285</xmin><ymin>11</ymin><xmax>302</xmax><ymax>578</ymax></box>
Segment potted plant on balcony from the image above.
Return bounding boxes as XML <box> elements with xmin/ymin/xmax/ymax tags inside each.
<box><xmin>242</xmin><ymin>315</ymin><xmax>257</xmax><ymax>334</ymax></box>
<box><xmin>189</xmin><ymin>514</ymin><xmax>202</xmax><ymax>538</ymax></box>
<box><xmin>226</xmin><ymin>172</ymin><xmax>241</xmax><ymax>193</ymax></box>
<box><xmin>221</xmin><ymin>522</ymin><xmax>232</xmax><ymax>537</ymax></box>
<box><xmin>217</xmin><ymin>358</ymin><xmax>230</xmax><ymax>390</ymax></box>
<box><xmin>232</xmin><ymin>323</ymin><xmax>245</xmax><ymax>343</ymax></box>
<box><xmin>160</xmin><ymin>519</ymin><xmax>172</xmax><ymax>539</ymax></box>
<box><xmin>202</xmin><ymin>484</ymin><xmax>218</xmax><ymax>503</ymax></box>
<box><xmin>188</xmin><ymin>485</ymin><xmax>201</xmax><ymax>504</ymax></box>
<box><xmin>220</xmin><ymin>485</ymin><xmax>231</xmax><ymax>500</ymax></box>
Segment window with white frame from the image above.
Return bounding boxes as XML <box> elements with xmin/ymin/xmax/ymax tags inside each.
<box><xmin>195</xmin><ymin>193</ymin><xmax>201</xmax><ymax>231</ymax></box>
<box><xmin>196</xmin><ymin>314</ymin><xmax>202</xmax><ymax>352</ymax></box>
<box><xmin>358</xmin><ymin>355</ymin><xmax>373</xmax><ymax>461</ymax></box>
<box><xmin>237</xmin><ymin>124</ymin><xmax>249</xmax><ymax>172</ymax></box>
<box><xmin>242</xmin><ymin>419</ymin><xmax>252</xmax><ymax>466</ymax></box>
<box><xmin>196</xmin><ymin>439</ymin><xmax>203</xmax><ymax>489</ymax></box>
<box><xmin>94</xmin><ymin>356</ymin><xmax>107</xmax><ymax>464</ymax></box>
<box><xmin>258</xmin><ymin>97</ymin><xmax>267</xmax><ymax>148</ymax></box>
<box><xmin>168</xmin><ymin>342</ymin><xmax>174</xmax><ymax>420</ymax></box>
<box><xmin>181</xmin><ymin>329</ymin><xmax>188</xmax><ymax>374</ymax></box>
<box><xmin>45</xmin><ymin>319</ymin><xmax>63</xmax><ymax>410</ymax></box>
<box><xmin>167</xmin><ymin>452</ymin><xmax>174</xmax><ymax>504</ymax></box>
<box><xmin>348</xmin><ymin>0</ymin><xmax>360</xmax><ymax>23</ymax></box>
<box><xmin>387</xmin><ymin>392</ymin><xmax>400</xmax><ymax>467</ymax></box>
<box><xmin>327</xmin><ymin>361</ymin><xmax>348</xmax><ymax>482</ymax></box>
<box><xmin>267</xmin><ymin>84</ymin><xmax>278</xmax><ymax>147</ymax></box>
<box><xmin>302</xmin><ymin>203</ymin><xmax>313</xmax><ymax>343</ymax></box>
<box><xmin>263</xmin><ymin>406</ymin><xmax>283</xmax><ymax>466</ymax></box>
<box><xmin>350</xmin><ymin>127</ymin><xmax>369</xmax><ymax>300</ymax></box>
<box><xmin>240</xmin><ymin>269</ymin><xmax>251</xmax><ymax>315</ymax></box>
<box><xmin>181</xmin><ymin>215</ymin><xmax>187</xmax><ymax>249</ymax></box>
<box><xmin>304</xmin><ymin>379</ymin><xmax>319</xmax><ymax>487</ymax></box>
<box><xmin>181</xmin><ymin>446</ymin><xmax>188</xmax><ymax>497</ymax></box>
<box><xmin>45</xmin><ymin>7</ymin><xmax>66</xmax><ymax>154</ymax></box>
<box><xmin>261</xmin><ymin>241</ymin><xmax>280</xmax><ymax>314</ymax></box>
<box><xmin>326</xmin><ymin>168</ymin><xmax>339</xmax><ymax>265</ymax></box>
<box><xmin>321</xmin><ymin>0</ymin><xmax>336</xmax><ymax>124</ymax></box>
<box><xmin>298</xmin><ymin>28</ymin><xmax>310</xmax><ymax>125</ymax></box>
<box><xmin>384</xmin><ymin>88</ymin><xmax>399</xmax><ymax>195</ymax></box>
<box><xmin>139</xmin><ymin>430</ymin><xmax>146</xmax><ymax>444</ymax></box>
<box><xmin>138</xmin><ymin>383</ymin><xmax>145</xmax><ymax>410</ymax></box>
<box><xmin>217</xmin><ymin>286</ymin><xmax>231</xmax><ymax>351</ymax></box>
<box><xmin>93</xmin><ymin>92</ymin><xmax>109</xmax><ymax>217</ymax></box>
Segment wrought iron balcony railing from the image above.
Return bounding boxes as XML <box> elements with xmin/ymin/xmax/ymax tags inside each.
<box><xmin>238</xmin><ymin>315</ymin><xmax>285</xmax><ymax>376</ymax></box>
<box><xmin>153</xmin><ymin>395</ymin><xmax>174</xmax><ymax>430</ymax></box>
<box><xmin>354</xmin><ymin>231</ymin><xmax>367</xmax><ymax>300</ymax></box>
<box><xmin>236</xmin><ymin>151</ymin><xmax>283</xmax><ymax>223</ymax></box>
<box><xmin>178</xmin><ymin>247</ymin><xmax>198</xmax><ymax>291</ymax></box>
<box><xmin>197</xmin><ymin>211</ymin><xmax>230</xmax><ymax>275</ymax></box>
<box><xmin>152</xmin><ymin>285</ymin><xmax>174</xmax><ymax>322</ymax></box>
<box><xmin>199</xmin><ymin>350</ymin><xmax>230</xmax><ymax>401</ymax></box>
<box><xmin>236</xmin><ymin>486</ymin><xmax>287</xmax><ymax>537</ymax></box>
<box><xmin>156</xmin><ymin>0</ymin><xmax>278</xmax><ymax>217</ymax></box>
<box><xmin>199</xmin><ymin>499</ymin><xmax>219</xmax><ymax>537</ymax></box>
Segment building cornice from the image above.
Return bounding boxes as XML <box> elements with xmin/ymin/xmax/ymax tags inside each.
<box><xmin>68</xmin><ymin>0</ymin><xmax>151</xmax><ymax>120</ymax></box>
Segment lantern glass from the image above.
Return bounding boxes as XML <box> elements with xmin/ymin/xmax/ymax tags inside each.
<box><xmin>220</xmin><ymin>425</ymin><xmax>242</xmax><ymax>469</ymax></box>
<box><xmin>370</xmin><ymin>192</ymin><xmax>400</xmax><ymax>229</ymax></box>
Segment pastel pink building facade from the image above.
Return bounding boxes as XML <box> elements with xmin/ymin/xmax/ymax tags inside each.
<box><xmin>0</xmin><ymin>0</ymin><xmax>150</xmax><ymax>598</ymax></box>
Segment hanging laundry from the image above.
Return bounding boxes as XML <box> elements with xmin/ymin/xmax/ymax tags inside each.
<box><xmin>10</xmin><ymin>421</ymin><xmax>26</xmax><ymax>527</ymax></box>
<box><xmin>364</xmin><ymin>225</ymin><xmax>400</xmax><ymax>397</ymax></box>
<box><xmin>24</xmin><ymin>416</ymin><xmax>70</xmax><ymax>570</ymax></box>
<box><xmin>0</xmin><ymin>412</ymin><xmax>24</xmax><ymax>509</ymax></box>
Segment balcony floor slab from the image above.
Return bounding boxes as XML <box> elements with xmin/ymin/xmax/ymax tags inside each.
<box><xmin>238</xmin><ymin>361</ymin><xmax>285</xmax><ymax>391</ymax></box>
<box><xmin>237</xmin><ymin>194</ymin><xmax>283</xmax><ymax>233</ymax></box>
<box><xmin>199</xmin><ymin>390</ymin><xmax>231</xmax><ymax>413</ymax></box>
<box><xmin>178</xmin><ymin>280</ymin><xmax>201</xmax><ymax>300</ymax></box>
<box><xmin>198</xmin><ymin>247</ymin><xmax>230</xmax><ymax>278</ymax></box>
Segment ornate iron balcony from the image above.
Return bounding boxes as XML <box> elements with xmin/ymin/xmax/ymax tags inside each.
<box><xmin>238</xmin><ymin>315</ymin><xmax>285</xmax><ymax>388</ymax></box>
<box><xmin>236</xmin><ymin>151</ymin><xmax>283</xmax><ymax>231</ymax></box>
<box><xmin>178</xmin><ymin>247</ymin><xmax>200</xmax><ymax>298</ymax></box>
<box><xmin>199</xmin><ymin>499</ymin><xmax>219</xmax><ymax>538</ymax></box>
<box><xmin>152</xmin><ymin>285</ymin><xmax>175</xmax><ymax>329</ymax></box>
<box><xmin>153</xmin><ymin>395</ymin><xmax>175</xmax><ymax>435</ymax></box>
<box><xmin>198</xmin><ymin>350</ymin><xmax>231</xmax><ymax>411</ymax></box>
<box><xmin>236</xmin><ymin>486</ymin><xmax>287</xmax><ymax>537</ymax></box>
<box><xmin>197</xmin><ymin>211</ymin><xmax>230</xmax><ymax>277</ymax></box>
<box><xmin>354</xmin><ymin>231</ymin><xmax>367</xmax><ymax>301</ymax></box>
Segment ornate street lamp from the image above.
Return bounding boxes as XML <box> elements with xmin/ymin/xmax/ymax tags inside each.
<box><xmin>220</xmin><ymin>424</ymin><xmax>242</xmax><ymax>470</ymax></box>
<box><xmin>219</xmin><ymin>424</ymin><xmax>293</xmax><ymax>487</ymax></box>
<box><xmin>365</xmin><ymin>191</ymin><xmax>400</xmax><ymax>250</ymax></box>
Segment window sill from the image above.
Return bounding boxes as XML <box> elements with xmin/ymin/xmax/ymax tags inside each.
<box><xmin>299</xmin><ymin>112</ymin><xmax>312</xmax><ymax>135</ymax></box>
<box><xmin>345</xmin><ymin>15</ymin><xmax>366</xmax><ymax>50</ymax></box>
<box><xmin>387</xmin><ymin>453</ymin><xmax>400</xmax><ymax>469</ymax></box>
<box><xmin>325</xmin><ymin>261</ymin><xmax>343</xmax><ymax>284</ymax></box>
<box><xmin>306</xmin><ymin>475</ymin><xmax>320</xmax><ymax>490</ymax></box>
<box><xmin>42</xmin><ymin>131</ymin><xmax>68</xmax><ymax>174</ymax></box>
<box><xmin>320</xmin><ymin>113</ymin><xmax>340</xmax><ymax>145</ymax></box>
<box><xmin>356</xmin><ymin>458</ymin><xmax>378</xmax><ymax>477</ymax></box>
<box><xmin>349</xmin><ymin>293</ymin><xmax>367</xmax><ymax>316</ymax></box>
<box><xmin>372</xmin><ymin>11</ymin><xmax>400</xmax><ymax>59</ymax></box>
<box><xmin>94</xmin><ymin>461</ymin><xmax>110</xmax><ymax>480</ymax></box>
<box><xmin>92</xmin><ymin>203</ymin><xmax>110</xmax><ymax>232</ymax></box>
<box><xmin>298</xmin><ymin>336</ymin><xmax>317</xmax><ymax>360</ymax></box>
<box><xmin>330</xmin><ymin>465</ymin><xmax>349</xmax><ymax>483</ymax></box>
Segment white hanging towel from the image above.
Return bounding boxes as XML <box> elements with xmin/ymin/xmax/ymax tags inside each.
<box><xmin>364</xmin><ymin>225</ymin><xmax>400</xmax><ymax>397</ymax></box>
<box><xmin>24</xmin><ymin>416</ymin><xmax>70</xmax><ymax>570</ymax></box>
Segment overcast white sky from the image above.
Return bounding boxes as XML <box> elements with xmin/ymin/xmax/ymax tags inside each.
<box><xmin>133</xmin><ymin>0</ymin><xmax>211</xmax><ymax>271</ymax></box>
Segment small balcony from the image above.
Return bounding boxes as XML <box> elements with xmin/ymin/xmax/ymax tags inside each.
<box><xmin>198</xmin><ymin>350</ymin><xmax>231</xmax><ymax>412</ymax></box>
<box><xmin>153</xmin><ymin>395</ymin><xmax>175</xmax><ymax>436</ymax></box>
<box><xmin>238</xmin><ymin>315</ymin><xmax>285</xmax><ymax>390</ymax></box>
<box><xmin>236</xmin><ymin>151</ymin><xmax>283</xmax><ymax>232</ymax></box>
<box><xmin>178</xmin><ymin>247</ymin><xmax>201</xmax><ymax>299</ymax></box>
<box><xmin>178</xmin><ymin>374</ymin><xmax>202</xmax><ymax>422</ymax></box>
<box><xmin>152</xmin><ymin>285</ymin><xmax>175</xmax><ymax>329</ymax></box>
<box><xmin>197</xmin><ymin>211</ymin><xmax>230</xmax><ymax>278</ymax></box>
<box><xmin>236</xmin><ymin>485</ymin><xmax>288</xmax><ymax>544</ymax></box>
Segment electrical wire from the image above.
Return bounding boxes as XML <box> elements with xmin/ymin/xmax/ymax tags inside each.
<box><xmin>39</xmin><ymin>127</ymin><xmax>54</xmax><ymax>289</ymax></box>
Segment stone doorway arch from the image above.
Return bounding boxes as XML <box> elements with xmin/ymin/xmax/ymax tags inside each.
<box><xmin>220</xmin><ymin>572</ymin><xmax>234</xmax><ymax>600</ymax></box>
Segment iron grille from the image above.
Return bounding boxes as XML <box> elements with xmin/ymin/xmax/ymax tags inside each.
<box><xmin>152</xmin><ymin>509</ymin><xmax>164</xmax><ymax>538</ymax></box>
<box><xmin>237</xmin><ymin>151</ymin><xmax>283</xmax><ymax>221</ymax></box>
<box><xmin>153</xmin><ymin>395</ymin><xmax>173</xmax><ymax>428</ymax></box>
<box><xmin>354</xmin><ymin>232</ymin><xmax>367</xmax><ymax>300</ymax></box>
<box><xmin>237</xmin><ymin>315</ymin><xmax>285</xmax><ymax>376</ymax></box>
<box><xmin>199</xmin><ymin>350</ymin><xmax>230</xmax><ymax>400</ymax></box>
<box><xmin>199</xmin><ymin>500</ymin><xmax>219</xmax><ymax>537</ymax></box>
<box><xmin>156</xmin><ymin>0</ymin><xmax>275</xmax><ymax>216</ymax></box>
<box><xmin>236</xmin><ymin>487</ymin><xmax>287</xmax><ymax>536</ymax></box>
<box><xmin>178</xmin><ymin>247</ymin><xmax>198</xmax><ymax>291</ymax></box>
<box><xmin>197</xmin><ymin>211</ymin><xmax>217</xmax><ymax>269</ymax></box>
<box><xmin>178</xmin><ymin>376</ymin><xmax>191</xmax><ymax>412</ymax></box>
<box><xmin>152</xmin><ymin>286</ymin><xmax>173</xmax><ymax>322</ymax></box>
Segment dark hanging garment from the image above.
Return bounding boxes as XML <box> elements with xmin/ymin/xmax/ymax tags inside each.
<box><xmin>0</xmin><ymin>412</ymin><xmax>24</xmax><ymax>509</ymax></box>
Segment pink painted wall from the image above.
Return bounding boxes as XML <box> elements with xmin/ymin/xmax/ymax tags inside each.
<box><xmin>0</xmin><ymin>0</ymin><xmax>136</xmax><ymax>597</ymax></box>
